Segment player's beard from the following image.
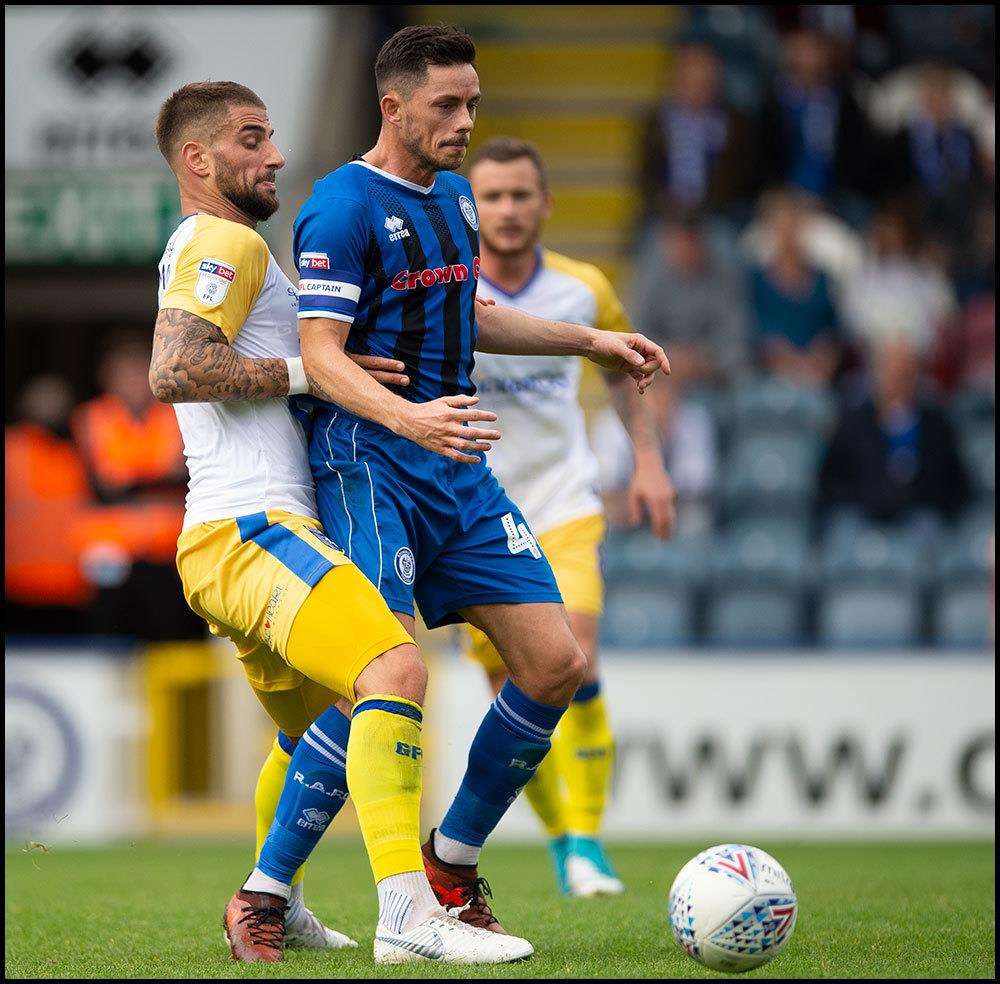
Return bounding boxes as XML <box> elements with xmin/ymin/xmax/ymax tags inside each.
<box><xmin>400</xmin><ymin>121</ymin><xmax>467</xmax><ymax>174</ymax></box>
<box><xmin>216</xmin><ymin>158</ymin><xmax>279</xmax><ymax>221</ymax></box>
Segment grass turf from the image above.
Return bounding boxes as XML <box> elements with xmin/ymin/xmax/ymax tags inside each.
<box><xmin>4</xmin><ymin>840</ymin><xmax>994</xmax><ymax>979</ymax></box>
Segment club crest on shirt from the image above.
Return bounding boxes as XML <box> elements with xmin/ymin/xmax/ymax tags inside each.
<box><xmin>458</xmin><ymin>195</ymin><xmax>479</xmax><ymax>231</ymax></box>
<box><xmin>394</xmin><ymin>547</ymin><xmax>416</xmax><ymax>584</ymax></box>
<box><xmin>195</xmin><ymin>258</ymin><xmax>236</xmax><ymax>306</ymax></box>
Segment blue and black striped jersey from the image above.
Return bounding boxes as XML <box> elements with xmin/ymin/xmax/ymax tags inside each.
<box><xmin>293</xmin><ymin>159</ymin><xmax>482</xmax><ymax>403</ymax></box>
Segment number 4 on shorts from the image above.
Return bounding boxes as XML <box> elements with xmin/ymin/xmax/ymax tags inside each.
<box><xmin>501</xmin><ymin>512</ymin><xmax>541</xmax><ymax>559</ymax></box>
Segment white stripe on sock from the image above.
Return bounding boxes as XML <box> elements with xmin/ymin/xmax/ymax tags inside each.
<box><xmin>242</xmin><ymin>867</ymin><xmax>291</xmax><ymax>900</ymax></box>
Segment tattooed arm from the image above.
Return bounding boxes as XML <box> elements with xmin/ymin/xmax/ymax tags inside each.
<box><xmin>149</xmin><ymin>308</ymin><xmax>290</xmax><ymax>403</ymax></box>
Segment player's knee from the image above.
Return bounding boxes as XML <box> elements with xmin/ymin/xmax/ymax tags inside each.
<box><xmin>355</xmin><ymin>642</ymin><xmax>427</xmax><ymax>705</ymax></box>
<box><xmin>520</xmin><ymin>641</ymin><xmax>587</xmax><ymax>705</ymax></box>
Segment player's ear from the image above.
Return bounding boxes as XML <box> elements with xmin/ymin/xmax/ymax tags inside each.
<box><xmin>380</xmin><ymin>88</ymin><xmax>405</xmax><ymax>125</ymax></box>
<box><xmin>179</xmin><ymin>140</ymin><xmax>212</xmax><ymax>179</ymax></box>
<box><xmin>541</xmin><ymin>189</ymin><xmax>554</xmax><ymax>221</ymax></box>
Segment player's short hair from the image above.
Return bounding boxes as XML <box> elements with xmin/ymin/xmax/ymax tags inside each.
<box><xmin>155</xmin><ymin>81</ymin><xmax>265</xmax><ymax>162</ymax></box>
<box><xmin>374</xmin><ymin>24</ymin><xmax>476</xmax><ymax>98</ymax></box>
<box><xmin>469</xmin><ymin>137</ymin><xmax>549</xmax><ymax>192</ymax></box>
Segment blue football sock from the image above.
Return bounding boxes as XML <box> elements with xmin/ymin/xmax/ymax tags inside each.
<box><xmin>255</xmin><ymin>705</ymin><xmax>351</xmax><ymax>884</ymax></box>
<box><xmin>437</xmin><ymin>680</ymin><xmax>567</xmax><ymax>861</ymax></box>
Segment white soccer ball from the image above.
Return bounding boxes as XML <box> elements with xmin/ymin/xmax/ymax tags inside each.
<box><xmin>668</xmin><ymin>844</ymin><xmax>797</xmax><ymax>973</ymax></box>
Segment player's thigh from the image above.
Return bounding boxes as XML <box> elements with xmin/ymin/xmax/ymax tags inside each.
<box><xmin>461</xmin><ymin>601</ymin><xmax>585</xmax><ymax>699</ymax></box>
<box><xmin>285</xmin><ymin>563</ymin><xmax>415</xmax><ymax>703</ymax></box>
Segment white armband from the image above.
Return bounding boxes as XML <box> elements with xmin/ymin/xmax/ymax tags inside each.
<box><xmin>285</xmin><ymin>356</ymin><xmax>309</xmax><ymax>396</ymax></box>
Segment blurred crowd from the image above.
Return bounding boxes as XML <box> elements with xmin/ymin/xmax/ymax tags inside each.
<box><xmin>4</xmin><ymin>5</ymin><xmax>994</xmax><ymax>648</ymax></box>
<box><xmin>595</xmin><ymin>6</ymin><xmax>994</xmax><ymax>648</ymax></box>
<box><xmin>5</xmin><ymin>337</ymin><xmax>202</xmax><ymax>641</ymax></box>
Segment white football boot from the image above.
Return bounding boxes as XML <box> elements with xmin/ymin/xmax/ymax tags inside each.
<box><xmin>284</xmin><ymin>886</ymin><xmax>358</xmax><ymax>950</ymax></box>
<box><xmin>566</xmin><ymin>853</ymin><xmax>625</xmax><ymax>897</ymax></box>
<box><xmin>374</xmin><ymin>911</ymin><xmax>534</xmax><ymax>965</ymax></box>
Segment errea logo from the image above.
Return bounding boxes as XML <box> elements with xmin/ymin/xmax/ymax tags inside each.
<box><xmin>384</xmin><ymin>215</ymin><xmax>410</xmax><ymax>242</ymax></box>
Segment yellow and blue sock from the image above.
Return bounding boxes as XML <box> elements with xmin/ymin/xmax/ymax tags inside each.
<box><xmin>250</xmin><ymin>707</ymin><xmax>352</xmax><ymax>892</ymax></box>
<box><xmin>435</xmin><ymin>680</ymin><xmax>567</xmax><ymax>866</ymax></box>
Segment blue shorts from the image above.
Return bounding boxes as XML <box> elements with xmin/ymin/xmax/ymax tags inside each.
<box><xmin>305</xmin><ymin>407</ymin><xmax>562</xmax><ymax>629</ymax></box>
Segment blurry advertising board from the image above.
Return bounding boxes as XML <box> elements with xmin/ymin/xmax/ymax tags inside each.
<box><xmin>4</xmin><ymin>6</ymin><xmax>333</xmax><ymax>263</ymax></box>
<box><xmin>5</xmin><ymin>649</ymin><xmax>144</xmax><ymax>843</ymax></box>
<box><xmin>428</xmin><ymin>654</ymin><xmax>995</xmax><ymax>838</ymax></box>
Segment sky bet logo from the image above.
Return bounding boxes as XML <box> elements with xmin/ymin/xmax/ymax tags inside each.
<box><xmin>395</xmin><ymin>741</ymin><xmax>423</xmax><ymax>760</ymax></box>
<box><xmin>391</xmin><ymin>257</ymin><xmax>480</xmax><ymax>291</ymax></box>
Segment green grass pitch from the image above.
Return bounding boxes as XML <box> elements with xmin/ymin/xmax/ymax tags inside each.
<box><xmin>5</xmin><ymin>840</ymin><xmax>994</xmax><ymax>979</ymax></box>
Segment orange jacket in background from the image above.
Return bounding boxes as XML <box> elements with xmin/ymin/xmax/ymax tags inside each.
<box><xmin>71</xmin><ymin>395</ymin><xmax>187</xmax><ymax>565</ymax></box>
<box><xmin>5</xmin><ymin>423</ymin><xmax>92</xmax><ymax>606</ymax></box>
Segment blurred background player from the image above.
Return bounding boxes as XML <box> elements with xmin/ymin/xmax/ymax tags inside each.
<box><xmin>152</xmin><ymin>80</ymin><xmax>533</xmax><ymax>965</ymax></box>
<box><xmin>467</xmin><ymin>137</ymin><xmax>676</xmax><ymax>897</ymax></box>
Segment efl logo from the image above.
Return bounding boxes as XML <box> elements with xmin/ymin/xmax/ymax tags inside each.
<box><xmin>299</xmin><ymin>252</ymin><xmax>331</xmax><ymax>270</ymax></box>
<box><xmin>198</xmin><ymin>259</ymin><xmax>236</xmax><ymax>282</ymax></box>
<box><xmin>391</xmin><ymin>257</ymin><xmax>480</xmax><ymax>291</ymax></box>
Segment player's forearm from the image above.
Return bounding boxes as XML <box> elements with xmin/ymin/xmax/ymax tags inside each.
<box><xmin>475</xmin><ymin>300</ymin><xmax>599</xmax><ymax>356</ymax></box>
<box><xmin>299</xmin><ymin>319</ymin><xmax>411</xmax><ymax>433</ymax></box>
<box><xmin>606</xmin><ymin>374</ymin><xmax>660</xmax><ymax>457</ymax></box>
<box><xmin>150</xmin><ymin>308</ymin><xmax>290</xmax><ymax>403</ymax></box>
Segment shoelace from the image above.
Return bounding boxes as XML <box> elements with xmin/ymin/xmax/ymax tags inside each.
<box><xmin>237</xmin><ymin>904</ymin><xmax>285</xmax><ymax>949</ymax></box>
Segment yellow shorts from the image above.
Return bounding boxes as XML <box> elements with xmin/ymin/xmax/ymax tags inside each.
<box><xmin>466</xmin><ymin>513</ymin><xmax>605</xmax><ymax>673</ymax></box>
<box><xmin>176</xmin><ymin>510</ymin><xmax>411</xmax><ymax>701</ymax></box>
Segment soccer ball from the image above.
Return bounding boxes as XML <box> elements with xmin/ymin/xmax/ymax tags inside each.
<box><xmin>668</xmin><ymin>844</ymin><xmax>797</xmax><ymax>973</ymax></box>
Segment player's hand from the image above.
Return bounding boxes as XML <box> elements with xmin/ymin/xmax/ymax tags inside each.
<box><xmin>348</xmin><ymin>353</ymin><xmax>410</xmax><ymax>388</ymax></box>
<box><xmin>628</xmin><ymin>452</ymin><xmax>677</xmax><ymax>540</ymax></box>
<box><xmin>587</xmin><ymin>331</ymin><xmax>670</xmax><ymax>394</ymax></box>
<box><xmin>394</xmin><ymin>394</ymin><xmax>501</xmax><ymax>464</ymax></box>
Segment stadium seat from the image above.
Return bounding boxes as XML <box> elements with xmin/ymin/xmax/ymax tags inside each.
<box><xmin>934</xmin><ymin>584</ymin><xmax>992</xmax><ymax>649</ymax></box>
<box><xmin>820</xmin><ymin>520</ymin><xmax>931</xmax><ymax>586</ymax></box>
<box><xmin>705</xmin><ymin>587</ymin><xmax>804</xmax><ymax>647</ymax></box>
<box><xmin>948</xmin><ymin>386</ymin><xmax>995</xmax><ymax>432</ymax></box>
<box><xmin>711</xmin><ymin>518</ymin><xmax>811</xmax><ymax>583</ymax></box>
<box><xmin>601</xmin><ymin>584</ymin><xmax>695</xmax><ymax>648</ymax></box>
<box><xmin>934</xmin><ymin>510</ymin><xmax>995</xmax><ymax>581</ymax></box>
<box><xmin>720</xmin><ymin>432</ymin><xmax>819</xmax><ymax>519</ymax></box>
<box><xmin>961</xmin><ymin>427</ymin><xmax>995</xmax><ymax>499</ymax></box>
<box><xmin>729</xmin><ymin>377</ymin><xmax>835</xmax><ymax>436</ymax></box>
<box><xmin>603</xmin><ymin>530</ymin><xmax>709</xmax><ymax>586</ymax></box>
<box><xmin>817</xmin><ymin>585</ymin><xmax>922</xmax><ymax>648</ymax></box>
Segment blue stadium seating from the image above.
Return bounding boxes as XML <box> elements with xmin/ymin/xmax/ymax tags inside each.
<box><xmin>820</xmin><ymin>519</ymin><xmax>932</xmax><ymax>586</ymax></box>
<box><xmin>720</xmin><ymin>431</ymin><xmax>820</xmax><ymax>519</ymax></box>
<box><xmin>729</xmin><ymin>377</ymin><xmax>835</xmax><ymax>436</ymax></box>
<box><xmin>711</xmin><ymin>518</ymin><xmax>810</xmax><ymax>583</ymax></box>
<box><xmin>601</xmin><ymin>584</ymin><xmax>696</xmax><ymax>648</ymax></box>
<box><xmin>934</xmin><ymin>584</ymin><xmax>992</xmax><ymax>649</ymax></box>
<box><xmin>817</xmin><ymin>584</ymin><xmax>923</xmax><ymax>648</ymax></box>
<box><xmin>705</xmin><ymin>587</ymin><xmax>804</xmax><ymax>647</ymax></box>
<box><xmin>962</xmin><ymin>426</ymin><xmax>995</xmax><ymax>499</ymax></box>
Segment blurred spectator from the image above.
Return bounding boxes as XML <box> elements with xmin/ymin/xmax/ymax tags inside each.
<box><xmin>631</xmin><ymin>207</ymin><xmax>748</xmax><ymax>385</ymax></box>
<box><xmin>749</xmin><ymin>190</ymin><xmax>842</xmax><ymax>386</ymax></box>
<box><xmin>818</xmin><ymin>333</ymin><xmax>970</xmax><ymax>528</ymax></box>
<box><xmin>758</xmin><ymin>26</ymin><xmax>878</xmax><ymax>208</ymax></box>
<box><xmin>71</xmin><ymin>334</ymin><xmax>201</xmax><ymax>641</ymax></box>
<box><xmin>885</xmin><ymin>64</ymin><xmax>991</xmax><ymax>200</ymax></box>
<box><xmin>840</xmin><ymin>204</ymin><xmax>957</xmax><ymax>356</ymax></box>
<box><xmin>639</xmin><ymin>41</ymin><xmax>759</xmax><ymax>217</ymax></box>
<box><xmin>5</xmin><ymin>376</ymin><xmax>91</xmax><ymax>634</ymax></box>
<box><xmin>593</xmin><ymin>379</ymin><xmax>717</xmax><ymax>537</ymax></box>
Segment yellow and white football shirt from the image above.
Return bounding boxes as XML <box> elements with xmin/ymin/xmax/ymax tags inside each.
<box><xmin>473</xmin><ymin>248</ymin><xmax>631</xmax><ymax>537</ymax></box>
<box><xmin>158</xmin><ymin>213</ymin><xmax>316</xmax><ymax>529</ymax></box>
<box><xmin>468</xmin><ymin>250</ymin><xmax>628</xmax><ymax>668</ymax></box>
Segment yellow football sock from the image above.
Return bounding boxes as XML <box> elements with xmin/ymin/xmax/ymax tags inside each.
<box><xmin>557</xmin><ymin>692</ymin><xmax>615</xmax><ymax>838</ymax></box>
<box><xmin>348</xmin><ymin>694</ymin><xmax>426</xmax><ymax>883</ymax></box>
<box><xmin>523</xmin><ymin>743</ymin><xmax>568</xmax><ymax>839</ymax></box>
<box><xmin>254</xmin><ymin>738</ymin><xmax>305</xmax><ymax>885</ymax></box>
